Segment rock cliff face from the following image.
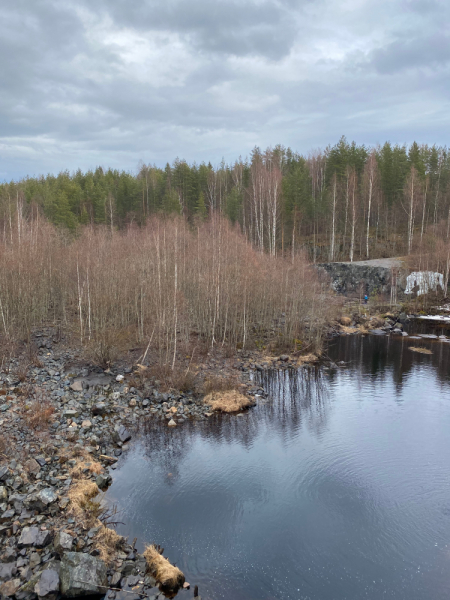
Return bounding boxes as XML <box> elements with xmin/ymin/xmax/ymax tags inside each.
<box><xmin>316</xmin><ymin>259</ymin><xmax>407</xmax><ymax>297</ymax></box>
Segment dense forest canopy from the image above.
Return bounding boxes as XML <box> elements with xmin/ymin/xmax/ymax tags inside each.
<box><xmin>2</xmin><ymin>137</ymin><xmax>449</xmax><ymax>262</ymax></box>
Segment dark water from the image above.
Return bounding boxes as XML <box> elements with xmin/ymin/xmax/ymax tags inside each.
<box><xmin>107</xmin><ymin>328</ymin><xmax>450</xmax><ymax>600</ymax></box>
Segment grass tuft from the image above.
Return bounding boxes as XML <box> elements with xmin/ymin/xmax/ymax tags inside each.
<box><xmin>409</xmin><ymin>346</ymin><xmax>433</xmax><ymax>354</ymax></box>
<box><xmin>204</xmin><ymin>390</ymin><xmax>253</xmax><ymax>412</ymax></box>
<box><xmin>144</xmin><ymin>545</ymin><xmax>185</xmax><ymax>592</ymax></box>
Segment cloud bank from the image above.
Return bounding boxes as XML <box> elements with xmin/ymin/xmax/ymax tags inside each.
<box><xmin>1</xmin><ymin>0</ymin><xmax>449</xmax><ymax>179</ymax></box>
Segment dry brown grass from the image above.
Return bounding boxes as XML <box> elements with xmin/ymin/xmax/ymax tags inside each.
<box><xmin>369</xmin><ymin>316</ymin><xmax>386</xmax><ymax>328</ymax></box>
<box><xmin>70</xmin><ymin>460</ymin><xmax>103</xmax><ymax>479</ymax></box>
<box><xmin>22</xmin><ymin>399</ymin><xmax>55</xmax><ymax>431</ymax></box>
<box><xmin>68</xmin><ymin>480</ymin><xmax>100</xmax><ymax>524</ymax></box>
<box><xmin>340</xmin><ymin>325</ymin><xmax>360</xmax><ymax>334</ymax></box>
<box><xmin>144</xmin><ymin>545</ymin><xmax>185</xmax><ymax>592</ymax></box>
<box><xmin>204</xmin><ymin>390</ymin><xmax>253</xmax><ymax>412</ymax></box>
<box><xmin>297</xmin><ymin>353</ymin><xmax>319</xmax><ymax>365</ymax></box>
<box><xmin>93</xmin><ymin>525</ymin><xmax>124</xmax><ymax>563</ymax></box>
<box><xmin>340</xmin><ymin>316</ymin><xmax>352</xmax><ymax>326</ymax></box>
<box><xmin>409</xmin><ymin>346</ymin><xmax>433</xmax><ymax>355</ymax></box>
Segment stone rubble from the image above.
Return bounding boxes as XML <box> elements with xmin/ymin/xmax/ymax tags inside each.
<box><xmin>0</xmin><ymin>327</ymin><xmax>272</xmax><ymax>600</ymax></box>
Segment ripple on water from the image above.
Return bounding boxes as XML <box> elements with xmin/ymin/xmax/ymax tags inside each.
<box><xmin>107</xmin><ymin>333</ymin><xmax>450</xmax><ymax>600</ymax></box>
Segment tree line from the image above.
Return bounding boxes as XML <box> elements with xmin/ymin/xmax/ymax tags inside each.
<box><xmin>2</xmin><ymin>136</ymin><xmax>450</xmax><ymax>262</ymax></box>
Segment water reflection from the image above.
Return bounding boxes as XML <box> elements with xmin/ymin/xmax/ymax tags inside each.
<box><xmin>327</xmin><ymin>329</ymin><xmax>450</xmax><ymax>392</ymax></box>
<box><xmin>136</xmin><ymin>366</ymin><xmax>330</xmax><ymax>483</ymax></box>
<box><xmin>108</xmin><ymin>333</ymin><xmax>450</xmax><ymax>600</ymax></box>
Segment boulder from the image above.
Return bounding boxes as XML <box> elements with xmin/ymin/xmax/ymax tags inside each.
<box><xmin>35</xmin><ymin>569</ymin><xmax>60</xmax><ymax>598</ymax></box>
<box><xmin>60</xmin><ymin>552</ymin><xmax>107</xmax><ymax>597</ymax></box>
<box><xmin>70</xmin><ymin>381</ymin><xmax>83</xmax><ymax>392</ymax></box>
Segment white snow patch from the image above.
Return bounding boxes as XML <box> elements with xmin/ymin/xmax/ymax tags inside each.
<box><xmin>417</xmin><ymin>315</ymin><xmax>450</xmax><ymax>322</ymax></box>
<box><xmin>405</xmin><ymin>271</ymin><xmax>444</xmax><ymax>296</ymax></box>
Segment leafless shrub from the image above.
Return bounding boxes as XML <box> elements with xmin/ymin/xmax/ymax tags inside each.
<box><xmin>22</xmin><ymin>389</ymin><xmax>55</xmax><ymax>431</ymax></box>
<box><xmin>149</xmin><ymin>363</ymin><xmax>197</xmax><ymax>393</ymax></box>
<box><xmin>16</xmin><ymin>360</ymin><xmax>29</xmax><ymax>382</ymax></box>
<box><xmin>0</xmin><ymin>214</ymin><xmax>331</xmax><ymax>365</ymax></box>
<box><xmin>201</xmin><ymin>375</ymin><xmax>238</xmax><ymax>395</ymax></box>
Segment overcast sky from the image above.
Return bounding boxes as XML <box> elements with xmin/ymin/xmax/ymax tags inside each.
<box><xmin>1</xmin><ymin>0</ymin><xmax>449</xmax><ymax>180</ymax></box>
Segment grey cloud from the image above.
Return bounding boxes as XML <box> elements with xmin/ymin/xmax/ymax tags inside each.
<box><xmin>0</xmin><ymin>0</ymin><xmax>449</xmax><ymax>180</ymax></box>
<box><xmin>92</xmin><ymin>0</ymin><xmax>301</xmax><ymax>59</ymax></box>
<box><xmin>370</xmin><ymin>34</ymin><xmax>450</xmax><ymax>74</ymax></box>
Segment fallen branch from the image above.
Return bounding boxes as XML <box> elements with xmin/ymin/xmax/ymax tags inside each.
<box><xmin>74</xmin><ymin>581</ymin><xmax>147</xmax><ymax>598</ymax></box>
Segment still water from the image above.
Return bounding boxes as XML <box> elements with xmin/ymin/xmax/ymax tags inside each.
<box><xmin>107</xmin><ymin>328</ymin><xmax>450</xmax><ymax>600</ymax></box>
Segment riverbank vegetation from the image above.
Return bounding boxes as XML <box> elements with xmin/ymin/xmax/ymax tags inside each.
<box><xmin>0</xmin><ymin>213</ymin><xmax>330</xmax><ymax>366</ymax></box>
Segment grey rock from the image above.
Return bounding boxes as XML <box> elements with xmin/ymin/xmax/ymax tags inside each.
<box><xmin>35</xmin><ymin>569</ymin><xmax>60</xmax><ymax>597</ymax></box>
<box><xmin>317</xmin><ymin>260</ymin><xmax>406</xmax><ymax>297</ymax></box>
<box><xmin>0</xmin><ymin>509</ymin><xmax>15</xmax><ymax>523</ymax></box>
<box><xmin>95</xmin><ymin>474</ymin><xmax>112</xmax><ymax>490</ymax></box>
<box><xmin>64</xmin><ymin>409</ymin><xmax>79</xmax><ymax>419</ymax></box>
<box><xmin>0</xmin><ymin>562</ymin><xmax>17</xmax><ymax>581</ymax></box>
<box><xmin>0</xmin><ymin>466</ymin><xmax>9</xmax><ymax>482</ymax></box>
<box><xmin>117</xmin><ymin>426</ymin><xmax>131</xmax><ymax>443</ymax></box>
<box><xmin>70</xmin><ymin>381</ymin><xmax>83</xmax><ymax>392</ymax></box>
<box><xmin>29</xmin><ymin>553</ymin><xmax>41</xmax><ymax>569</ymax></box>
<box><xmin>37</xmin><ymin>488</ymin><xmax>57</xmax><ymax>506</ymax></box>
<box><xmin>120</xmin><ymin>562</ymin><xmax>135</xmax><ymax>577</ymax></box>
<box><xmin>1</xmin><ymin>549</ymin><xmax>16</xmax><ymax>564</ymax></box>
<box><xmin>18</xmin><ymin>527</ymin><xmax>51</xmax><ymax>548</ymax></box>
<box><xmin>60</xmin><ymin>552</ymin><xmax>107</xmax><ymax>597</ymax></box>
<box><xmin>53</xmin><ymin>531</ymin><xmax>73</xmax><ymax>554</ymax></box>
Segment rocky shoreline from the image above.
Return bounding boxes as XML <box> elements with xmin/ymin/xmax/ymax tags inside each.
<box><xmin>0</xmin><ymin>307</ymin><xmax>439</xmax><ymax>600</ymax></box>
<box><xmin>0</xmin><ymin>328</ymin><xmax>278</xmax><ymax>600</ymax></box>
